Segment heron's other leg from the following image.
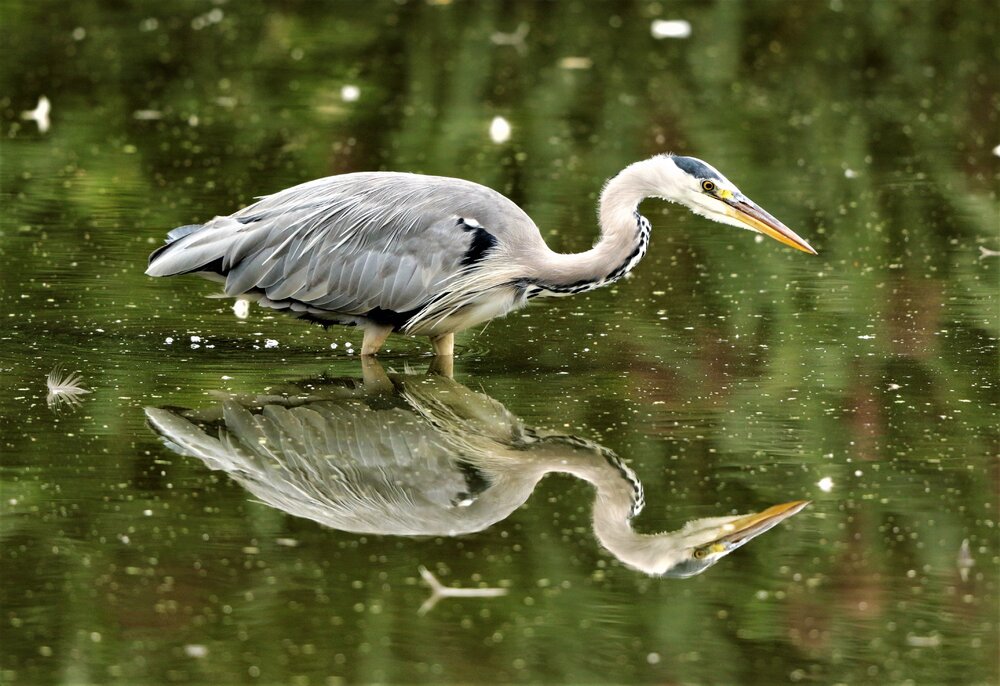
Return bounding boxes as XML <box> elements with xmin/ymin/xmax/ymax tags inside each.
<box><xmin>430</xmin><ymin>332</ymin><xmax>454</xmax><ymax>357</ymax></box>
<box><xmin>361</xmin><ymin>324</ymin><xmax>393</xmax><ymax>357</ymax></box>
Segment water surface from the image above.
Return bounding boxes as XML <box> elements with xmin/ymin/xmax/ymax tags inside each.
<box><xmin>1</xmin><ymin>2</ymin><xmax>997</xmax><ymax>684</ymax></box>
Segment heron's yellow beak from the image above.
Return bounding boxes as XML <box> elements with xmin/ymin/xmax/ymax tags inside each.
<box><xmin>721</xmin><ymin>193</ymin><xmax>817</xmax><ymax>254</ymax></box>
<box><xmin>708</xmin><ymin>500</ymin><xmax>811</xmax><ymax>552</ymax></box>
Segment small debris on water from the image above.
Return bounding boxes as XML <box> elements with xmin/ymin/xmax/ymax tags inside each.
<box><xmin>341</xmin><ymin>85</ymin><xmax>360</xmax><ymax>102</ymax></box>
<box><xmin>817</xmin><ymin>477</ymin><xmax>834</xmax><ymax>492</ymax></box>
<box><xmin>958</xmin><ymin>539</ymin><xmax>974</xmax><ymax>582</ymax></box>
<box><xmin>233</xmin><ymin>299</ymin><xmax>250</xmax><ymax>319</ymax></box>
<box><xmin>489</xmin><ymin>116</ymin><xmax>511</xmax><ymax>144</ymax></box>
<box><xmin>651</xmin><ymin>19</ymin><xmax>691</xmax><ymax>39</ymax></box>
<box><xmin>22</xmin><ymin>96</ymin><xmax>51</xmax><ymax>133</ymax></box>
<box><xmin>559</xmin><ymin>56</ymin><xmax>592</xmax><ymax>70</ymax></box>
<box><xmin>264</xmin><ymin>339</ymin><xmax>279</xmax><ymax>349</ymax></box>
<box><xmin>417</xmin><ymin>566</ymin><xmax>507</xmax><ymax>616</ymax></box>
<box><xmin>490</xmin><ymin>23</ymin><xmax>529</xmax><ymax>53</ymax></box>
<box><xmin>184</xmin><ymin>644</ymin><xmax>208</xmax><ymax>658</ymax></box>
<box><xmin>46</xmin><ymin>366</ymin><xmax>92</xmax><ymax>411</ymax></box>
<box><xmin>165</xmin><ymin>337</ymin><xmax>174</xmax><ymax>344</ymax></box>
<box><xmin>905</xmin><ymin>634</ymin><xmax>942</xmax><ymax>648</ymax></box>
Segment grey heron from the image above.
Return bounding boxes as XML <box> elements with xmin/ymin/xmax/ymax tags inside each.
<box><xmin>145</xmin><ymin>362</ymin><xmax>809</xmax><ymax>577</ymax></box>
<box><xmin>146</xmin><ymin>155</ymin><xmax>816</xmax><ymax>356</ymax></box>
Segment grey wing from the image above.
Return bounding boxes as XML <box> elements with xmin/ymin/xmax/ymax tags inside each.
<box><xmin>146</xmin><ymin>173</ymin><xmax>521</xmax><ymax>320</ymax></box>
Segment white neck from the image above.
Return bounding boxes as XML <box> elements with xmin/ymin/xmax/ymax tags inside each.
<box><xmin>526</xmin><ymin>157</ymin><xmax>681</xmax><ymax>294</ymax></box>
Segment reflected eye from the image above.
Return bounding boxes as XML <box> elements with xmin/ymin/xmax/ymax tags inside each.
<box><xmin>702</xmin><ymin>180</ymin><xmax>716</xmax><ymax>193</ymax></box>
<box><xmin>693</xmin><ymin>548</ymin><xmax>708</xmax><ymax>559</ymax></box>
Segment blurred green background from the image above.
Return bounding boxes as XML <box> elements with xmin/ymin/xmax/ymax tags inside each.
<box><xmin>1</xmin><ymin>1</ymin><xmax>997</xmax><ymax>684</ymax></box>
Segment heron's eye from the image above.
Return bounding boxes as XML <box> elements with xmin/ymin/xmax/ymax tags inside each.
<box><xmin>693</xmin><ymin>548</ymin><xmax>707</xmax><ymax>559</ymax></box>
<box><xmin>701</xmin><ymin>180</ymin><xmax>716</xmax><ymax>193</ymax></box>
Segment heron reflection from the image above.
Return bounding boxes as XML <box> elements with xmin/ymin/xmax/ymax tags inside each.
<box><xmin>146</xmin><ymin>363</ymin><xmax>807</xmax><ymax>577</ymax></box>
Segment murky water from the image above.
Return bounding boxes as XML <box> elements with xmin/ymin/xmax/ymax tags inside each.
<box><xmin>2</xmin><ymin>2</ymin><xmax>997</xmax><ymax>684</ymax></box>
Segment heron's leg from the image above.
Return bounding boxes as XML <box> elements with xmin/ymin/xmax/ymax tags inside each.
<box><xmin>430</xmin><ymin>332</ymin><xmax>454</xmax><ymax>357</ymax></box>
<box><xmin>361</xmin><ymin>324</ymin><xmax>393</xmax><ymax>357</ymax></box>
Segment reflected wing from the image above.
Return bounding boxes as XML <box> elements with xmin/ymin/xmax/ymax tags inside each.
<box><xmin>145</xmin><ymin>400</ymin><xmax>490</xmax><ymax>535</ymax></box>
<box><xmin>146</xmin><ymin>173</ymin><xmax>518</xmax><ymax>318</ymax></box>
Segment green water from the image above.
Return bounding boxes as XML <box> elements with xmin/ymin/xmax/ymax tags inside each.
<box><xmin>1</xmin><ymin>1</ymin><xmax>997</xmax><ymax>684</ymax></box>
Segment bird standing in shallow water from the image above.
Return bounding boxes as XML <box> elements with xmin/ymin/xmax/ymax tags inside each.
<box><xmin>146</xmin><ymin>154</ymin><xmax>816</xmax><ymax>356</ymax></box>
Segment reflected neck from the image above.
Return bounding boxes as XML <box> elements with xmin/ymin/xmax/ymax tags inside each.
<box><xmin>550</xmin><ymin>445</ymin><xmax>686</xmax><ymax>576</ymax></box>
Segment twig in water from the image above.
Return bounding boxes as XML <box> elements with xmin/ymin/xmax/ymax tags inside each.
<box><xmin>417</xmin><ymin>565</ymin><xmax>508</xmax><ymax>616</ymax></box>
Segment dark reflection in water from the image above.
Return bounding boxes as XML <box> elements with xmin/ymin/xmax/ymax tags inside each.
<box><xmin>147</xmin><ymin>361</ymin><xmax>807</xmax><ymax>580</ymax></box>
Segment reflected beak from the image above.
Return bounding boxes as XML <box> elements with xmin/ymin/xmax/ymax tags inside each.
<box><xmin>723</xmin><ymin>196</ymin><xmax>817</xmax><ymax>254</ymax></box>
<box><xmin>713</xmin><ymin>500</ymin><xmax>810</xmax><ymax>550</ymax></box>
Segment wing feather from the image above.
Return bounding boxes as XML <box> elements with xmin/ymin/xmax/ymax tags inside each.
<box><xmin>147</xmin><ymin>172</ymin><xmax>541</xmax><ymax>324</ymax></box>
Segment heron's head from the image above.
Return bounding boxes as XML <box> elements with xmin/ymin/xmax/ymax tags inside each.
<box><xmin>654</xmin><ymin>499</ymin><xmax>810</xmax><ymax>578</ymax></box>
<box><xmin>653</xmin><ymin>154</ymin><xmax>817</xmax><ymax>254</ymax></box>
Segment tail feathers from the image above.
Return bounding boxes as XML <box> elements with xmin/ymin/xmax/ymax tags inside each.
<box><xmin>166</xmin><ymin>224</ymin><xmax>203</xmax><ymax>243</ymax></box>
<box><xmin>146</xmin><ymin>222</ymin><xmax>234</xmax><ymax>276</ymax></box>
<box><xmin>147</xmin><ymin>224</ymin><xmax>205</xmax><ymax>271</ymax></box>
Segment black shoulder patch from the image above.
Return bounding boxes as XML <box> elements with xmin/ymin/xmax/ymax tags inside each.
<box><xmin>458</xmin><ymin>220</ymin><xmax>498</xmax><ymax>267</ymax></box>
<box><xmin>671</xmin><ymin>155</ymin><xmax>722</xmax><ymax>181</ymax></box>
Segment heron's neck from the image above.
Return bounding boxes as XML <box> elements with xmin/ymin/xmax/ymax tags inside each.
<box><xmin>528</xmin><ymin>158</ymin><xmax>670</xmax><ymax>295</ymax></box>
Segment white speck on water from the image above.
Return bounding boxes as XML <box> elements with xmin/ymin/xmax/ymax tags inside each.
<box><xmin>754</xmin><ymin>234</ymin><xmax>765</xmax><ymax>243</ymax></box>
<box><xmin>22</xmin><ymin>96</ymin><xmax>51</xmax><ymax>133</ymax></box>
<box><xmin>344</xmin><ymin>341</ymin><xmax>353</xmax><ymax>349</ymax></box>
<box><xmin>844</xmin><ymin>168</ymin><xmax>858</xmax><ymax>178</ymax></box>
<box><xmin>651</xmin><ymin>19</ymin><xmax>691</xmax><ymax>39</ymax></box>
<box><xmin>143</xmin><ymin>509</ymin><xmax>153</xmax><ymax>516</ymax></box>
<box><xmin>330</xmin><ymin>342</ymin><xmax>338</xmax><ymax>349</ymax></box>
<box><xmin>489</xmin><ymin>116</ymin><xmax>511</xmax><ymax>144</ymax></box>
<box><xmin>233</xmin><ymin>299</ymin><xmax>250</xmax><ymax>319</ymax></box>
<box><xmin>191</xmin><ymin>8</ymin><xmax>223</xmax><ymax>30</ymax></box>
<box><xmin>646</xmin><ymin>652</ymin><xmax>661</xmax><ymax>665</ymax></box>
<box><xmin>559</xmin><ymin>56</ymin><xmax>592</xmax><ymax>70</ymax></box>
<box><xmin>858</xmin><ymin>334</ymin><xmax>875</xmax><ymax>340</ymax></box>
<box><xmin>341</xmin><ymin>85</ymin><xmax>360</xmax><ymax>102</ymax></box>
<box><xmin>490</xmin><ymin>23</ymin><xmax>529</xmax><ymax>53</ymax></box>
<box><xmin>276</xmin><ymin>538</ymin><xmax>299</xmax><ymax>547</ymax></box>
<box><xmin>190</xmin><ymin>335</ymin><xmax>201</xmax><ymax>343</ymax></box>
<box><xmin>888</xmin><ymin>383</ymin><xmax>901</xmax><ymax>390</ymax></box>
<box><xmin>184</xmin><ymin>644</ymin><xmax>209</xmax><ymax>658</ymax></box>
<box><xmin>905</xmin><ymin>634</ymin><xmax>942</xmax><ymax>648</ymax></box>
<box><xmin>992</xmin><ymin>143</ymin><xmax>1000</xmax><ymax>157</ymax></box>
<box><xmin>264</xmin><ymin>339</ymin><xmax>278</xmax><ymax>348</ymax></box>
<box><xmin>818</xmin><ymin>477</ymin><xmax>834</xmax><ymax>492</ymax></box>
<box><xmin>165</xmin><ymin>337</ymin><xmax>174</xmax><ymax>344</ymax></box>
<box><xmin>221</xmin><ymin>375</ymin><xmax>232</xmax><ymax>380</ymax></box>
<box><xmin>72</xmin><ymin>27</ymin><xmax>86</xmax><ymax>41</ymax></box>
<box><xmin>133</xmin><ymin>109</ymin><xmax>163</xmax><ymax>120</ymax></box>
